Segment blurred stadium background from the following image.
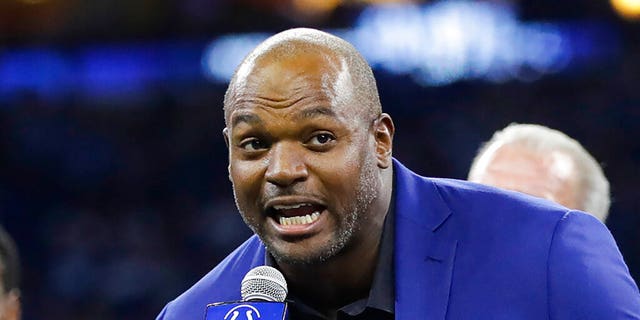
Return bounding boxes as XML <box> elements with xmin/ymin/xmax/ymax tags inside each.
<box><xmin>0</xmin><ymin>0</ymin><xmax>639</xmax><ymax>318</ymax></box>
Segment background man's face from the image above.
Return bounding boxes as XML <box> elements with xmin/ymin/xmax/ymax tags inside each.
<box><xmin>225</xmin><ymin>51</ymin><xmax>380</xmax><ymax>265</ymax></box>
<box><xmin>0</xmin><ymin>270</ymin><xmax>20</xmax><ymax>320</ymax></box>
<box><xmin>472</xmin><ymin>144</ymin><xmax>579</xmax><ymax>210</ymax></box>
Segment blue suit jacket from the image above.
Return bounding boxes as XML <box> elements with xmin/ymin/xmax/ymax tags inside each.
<box><xmin>158</xmin><ymin>159</ymin><xmax>640</xmax><ymax>319</ymax></box>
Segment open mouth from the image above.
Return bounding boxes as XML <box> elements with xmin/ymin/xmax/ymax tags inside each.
<box><xmin>269</xmin><ymin>203</ymin><xmax>325</xmax><ymax>226</ymax></box>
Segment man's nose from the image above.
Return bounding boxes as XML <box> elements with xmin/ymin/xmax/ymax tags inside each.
<box><xmin>265</xmin><ymin>142</ymin><xmax>308</xmax><ymax>187</ymax></box>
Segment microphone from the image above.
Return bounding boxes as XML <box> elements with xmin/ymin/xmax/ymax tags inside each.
<box><xmin>204</xmin><ymin>266</ymin><xmax>289</xmax><ymax>320</ymax></box>
<box><xmin>241</xmin><ymin>265</ymin><xmax>288</xmax><ymax>302</ymax></box>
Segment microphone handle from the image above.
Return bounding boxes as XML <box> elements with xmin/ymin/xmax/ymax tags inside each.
<box><xmin>204</xmin><ymin>301</ymin><xmax>288</xmax><ymax>320</ymax></box>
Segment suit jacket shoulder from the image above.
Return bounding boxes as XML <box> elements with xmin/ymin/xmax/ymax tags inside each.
<box><xmin>157</xmin><ymin>235</ymin><xmax>265</xmax><ymax>320</ymax></box>
<box><xmin>392</xmin><ymin>159</ymin><xmax>640</xmax><ymax>319</ymax></box>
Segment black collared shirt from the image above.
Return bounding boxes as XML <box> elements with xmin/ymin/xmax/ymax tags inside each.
<box><xmin>265</xmin><ymin>200</ymin><xmax>395</xmax><ymax>320</ymax></box>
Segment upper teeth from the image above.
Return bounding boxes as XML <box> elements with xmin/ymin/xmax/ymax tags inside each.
<box><xmin>279</xmin><ymin>212</ymin><xmax>320</xmax><ymax>226</ymax></box>
<box><xmin>273</xmin><ymin>203</ymin><xmax>312</xmax><ymax>210</ymax></box>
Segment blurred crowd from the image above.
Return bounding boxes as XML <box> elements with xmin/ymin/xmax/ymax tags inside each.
<box><xmin>0</xmin><ymin>88</ymin><xmax>254</xmax><ymax>318</ymax></box>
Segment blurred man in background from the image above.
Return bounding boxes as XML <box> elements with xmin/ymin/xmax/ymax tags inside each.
<box><xmin>0</xmin><ymin>226</ymin><xmax>20</xmax><ymax>320</ymax></box>
<box><xmin>468</xmin><ymin>123</ymin><xmax>610</xmax><ymax>222</ymax></box>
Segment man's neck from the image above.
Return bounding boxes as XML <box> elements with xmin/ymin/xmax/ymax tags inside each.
<box><xmin>278</xmin><ymin>232</ymin><xmax>382</xmax><ymax>312</ymax></box>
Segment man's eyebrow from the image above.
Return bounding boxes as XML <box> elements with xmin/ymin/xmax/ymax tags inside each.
<box><xmin>294</xmin><ymin>106</ymin><xmax>337</xmax><ymax>121</ymax></box>
<box><xmin>230</xmin><ymin>107</ymin><xmax>337</xmax><ymax>127</ymax></box>
<box><xmin>231</xmin><ymin>113</ymin><xmax>263</xmax><ymax>127</ymax></box>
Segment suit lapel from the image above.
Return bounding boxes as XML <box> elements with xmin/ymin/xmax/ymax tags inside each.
<box><xmin>393</xmin><ymin>159</ymin><xmax>457</xmax><ymax>320</ymax></box>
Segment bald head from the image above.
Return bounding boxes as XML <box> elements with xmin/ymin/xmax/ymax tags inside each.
<box><xmin>469</xmin><ymin>123</ymin><xmax>610</xmax><ymax>222</ymax></box>
<box><xmin>223</xmin><ymin>28</ymin><xmax>382</xmax><ymax>125</ymax></box>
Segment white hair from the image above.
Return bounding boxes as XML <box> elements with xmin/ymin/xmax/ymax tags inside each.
<box><xmin>468</xmin><ymin>123</ymin><xmax>611</xmax><ymax>222</ymax></box>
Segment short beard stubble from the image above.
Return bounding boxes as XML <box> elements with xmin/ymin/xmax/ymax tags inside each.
<box><xmin>234</xmin><ymin>151</ymin><xmax>380</xmax><ymax>266</ymax></box>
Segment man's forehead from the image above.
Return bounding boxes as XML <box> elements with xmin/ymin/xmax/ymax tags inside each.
<box><xmin>229</xmin><ymin>105</ymin><xmax>340</xmax><ymax>128</ymax></box>
<box><xmin>227</xmin><ymin>54</ymin><xmax>357</xmax><ymax>120</ymax></box>
<box><xmin>486</xmin><ymin>145</ymin><xmax>578</xmax><ymax>185</ymax></box>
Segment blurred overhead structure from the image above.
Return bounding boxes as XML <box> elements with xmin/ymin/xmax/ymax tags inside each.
<box><xmin>611</xmin><ymin>0</ymin><xmax>640</xmax><ymax>20</ymax></box>
<box><xmin>279</xmin><ymin>0</ymin><xmax>415</xmax><ymax>23</ymax></box>
<box><xmin>0</xmin><ymin>0</ymin><xmax>626</xmax><ymax>101</ymax></box>
<box><xmin>202</xmin><ymin>1</ymin><xmax>618</xmax><ymax>86</ymax></box>
<box><xmin>292</xmin><ymin>0</ymin><xmax>342</xmax><ymax>14</ymax></box>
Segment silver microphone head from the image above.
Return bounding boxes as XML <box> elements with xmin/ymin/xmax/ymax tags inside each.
<box><xmin>241</xmin><ymin>266</ymin><xmax>288</xmax><ymax>302</ymax></box>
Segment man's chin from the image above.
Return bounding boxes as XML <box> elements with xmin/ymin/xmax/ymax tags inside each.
<box><xmin>269</xmin><ymin>250</ymin><xmax>331</xmax><ymax>266</ymax></box>
<box><xmin>265</xmin><ymin>239</ymin><xmax>343</xmax><ymax>266</ymax></box>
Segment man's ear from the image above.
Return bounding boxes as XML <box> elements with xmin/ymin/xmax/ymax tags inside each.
<box><xmin>222</xmin><ymin>128</ymin><xmax>232</xmax><ymax>181</ymax></box>
<box><xmin>373</xmin><ymin>113</ymin><xmax>394</xmax><ymax>169</ymax></box>
<box><xmin>4</xmin><ymin>289</ymin><xmax>21</xmax><ymax>320</ymax></box>
<box><xmin>222</xmin><ymin>127</ymin><xmax>230</xmax><ymax>149</ymax></box>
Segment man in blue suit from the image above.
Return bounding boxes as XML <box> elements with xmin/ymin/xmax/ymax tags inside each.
<box><xmin>157</xmin><ymin>28</ymin><xmax>640</xmax><ymax>319</ymax></box>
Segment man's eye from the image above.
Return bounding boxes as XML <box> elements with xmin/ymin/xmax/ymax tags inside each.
<box><xmin>308</xmin><ymin>133</ymin><xmax>335</xmax><ymax>145</ymax></box>
<box><xmin>240</xmin><ymin>139</ymin><xmax>267</xmax><ymax>151</ymax></box>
